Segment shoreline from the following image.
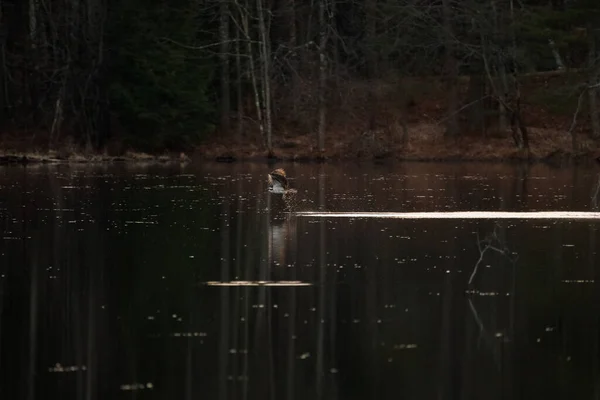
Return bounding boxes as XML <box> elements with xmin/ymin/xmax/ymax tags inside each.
<box><xmin>193</xmin><ymin>122</ymin><xmax>600</xmax><ymax>166</ymax></box>
<box><xmin>3</xmin><ymin>125</ymin><xmax>600</xmax><ymax>166</ymax></box>
<box><xmin>0</xmin><ymin>151</ymin><xmax>190</xmax><ymax>166</ymax></box>
<box><xmin>195</xmin><ymin>142</ymin><xmax>600</xmax><ymax>166</ymax></box>
<box><xmin>2</xmin><ymin>146</ymin><xmax>599</xmax><ymax>167</ymax></box>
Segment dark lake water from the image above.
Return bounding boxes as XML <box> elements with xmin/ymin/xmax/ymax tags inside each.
<box><xmin>1</xmin><ymin>161</ymin><xmax>600</xmax><ymax>399</ymax></box>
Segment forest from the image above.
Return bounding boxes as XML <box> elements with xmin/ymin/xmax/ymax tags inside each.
<box><xmin>1</xmin><ymin>0</ymin><xmax>600</xmax><ymax>160</ymax></box>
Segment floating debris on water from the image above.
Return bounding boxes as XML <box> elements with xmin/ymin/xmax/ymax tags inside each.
<box><xmin>120</xmin><ymin>383</ymin><xmax>154</xmax><ymax>391</ymax></box>
<box><xmin>393</xmin><ymin>344</ymin><xmax>418</xmax><ymax>350</ymax></box>
<box><xmin>171</xmin><ymin>332</ymin><xmax>207</xmax><ymax>337</ymax></box>
<box><xmin>48</xmin><ymin>363</ymin><xmax>87</xmax><ymax>372</ymax></box>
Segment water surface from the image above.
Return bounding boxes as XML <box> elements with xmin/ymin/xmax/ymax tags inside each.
<box><xmin>1</xmin><ymin>161</ymin><xmax>599</xmax><ymax>399</ymax></box>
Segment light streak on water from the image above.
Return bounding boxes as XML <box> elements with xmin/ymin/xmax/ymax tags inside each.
<box><xmin>296</xmin><ymin>211</ymin><xmax>600</xmax><ymax>220</ymax></box>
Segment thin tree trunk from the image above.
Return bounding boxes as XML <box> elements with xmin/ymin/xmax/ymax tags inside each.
<box><xmin>256</xmin><ymin>0</ymin><xmax>273</xmax><ymax>155</ymax></box>
<box><xmin>27</xmin><ymin>0</ymin><xmax>38</xmax><ymax>112</ymax></box>
<box><xmin>0</xmin><ymin>2</ymin><xmax>7</xmax><ymax>123</ymax></box>
<box><xmin>548</xmin><ymin>38</ymin><xmax>565</xmax><ymax>70</ymax></box>
<box><xmin>588</xmin><ymin>27</ymin><xmax>600</xmax><ymax>139</ymax></box>
<box><xmin>288</xmin><ymin>0</ymin><xmax>296</xmax><ymax>48</ymax></box>
<box><xmin>465</xmin><ymin>71</ymin><xmax>487</xmax><ymax>135</ymax></box>
<box><xmin>509</xmin><ymin>0</ymin><xmax>529</xmax><ymax>151</ymax></box>
<box><xmin>487</xmin><ymin>0</ymin><xmax>507</xmax><ymax>135</ymax></box>
<box><xmin>365</xmin><ymin>0</ymin><xmax>377</xmax><ymax>77</ymax></box>
<box><xmin>317</xmin><ymin>0</ymin><xmax>327</xmax><ymax>154</ymax></box>
<box><xmin>365</xmin><ymin>0</ymin><xmax>377</xmax><ymax>130</ymax></box>
<box><xmin>220</xmin><ymin>0</ymin><xmax>231</xmax><ymax>133</ymax></box>
<box><xmin>49</xmin><ymin>84</ymin><xmax>65</xmax><ymax>148</ymax></box>
<box><xmin>442</xmin><ymin>0</ymin><xmax>459</xmax><ymax>138</ymax></box>
<box><xmin>240</xmin><ymin>0</ymin><xmax>265</xmax><ymax>144</ymax></box>
<box><xmin>330</xmin><ymin>0</ymin><xmax>339</xmax><ymax>83</ymax></box>
<box><xmin>235</xmin><ymin>9</ymin><xmax>243</xmax><ymax>139</ymax></box>
<box><xmin>287</xmin><ymin>0</ymin><xmax>299</xmax><ymax>113</ymax></box>
<box><xmin>28</xmin><ymin>0</ymin><xmax>37</xmax><ymax>45</ymax></box>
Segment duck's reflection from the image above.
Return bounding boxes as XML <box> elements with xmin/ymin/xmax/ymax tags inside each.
<box><xmin>268</xmin><ymin>217</ymin><xmax>296</xmax><ymax>268</ymax></box>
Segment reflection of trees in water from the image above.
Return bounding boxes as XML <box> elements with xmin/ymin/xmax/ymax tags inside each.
<box><xmin>214</xmin><ymin>165</ymin><xmax>336</xmax><ymax>399</ymax></box>
<box><xmin>3</xmin><ymin>164</ymin><xmax>600</xmax><ymax>399</ymax></box>
<box><xmin>466</xmin><ymin>225</ymin><xmax>517</xmax><ymax>370</ymax></box>
<box><xmin>459</xmin><ymin>222</ymin><xmax>519</xmax><ymax>400</ymax></box>
<box><xmin>592</xmin><ymin>173</ymin><xmax>600</xmax><ymax>211</ymax></box>
<box><xmin>0</xmin><ymin>170</ymin><xmax>108</xmax><ymax>399</ymax></box>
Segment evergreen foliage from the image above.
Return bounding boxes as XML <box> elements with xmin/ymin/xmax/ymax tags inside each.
<box><xmin>107</xmin><ymin>0</ymin><xmax>215</xmax><ymax>149</ymax></box>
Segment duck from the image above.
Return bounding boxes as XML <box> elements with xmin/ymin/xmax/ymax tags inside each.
<box><xmin>267</xmin><ymin>168</ymin><xmax>298</xmax><ymax>210</ymax></box>
<box><xmin>267</xmin><ymin>168</ymin><xmax>289</xmax><ymax>193</ymax></box>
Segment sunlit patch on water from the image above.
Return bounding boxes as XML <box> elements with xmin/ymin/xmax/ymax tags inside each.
<box><xmin>296</xmin><ymin>211</ymin><xmax>600</xmax><ymax>220</ymax></box>
<box><xmin>204</xmin><ymin>280</ymin><xmax>312</xmax><ymax>286</ymax></box>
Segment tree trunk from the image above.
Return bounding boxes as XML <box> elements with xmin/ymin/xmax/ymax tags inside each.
<box><xmin>256</xmin><ymin>0</ymin><xmax>272</xmax><ymax>155</ymax></box>
<box><xmin>219</xmin><ymin>0</ymin><xmax>231</xmax><ymax>133</ymax></box>
<box><xmin>509</xmin><ymin>0</ymin><xmax>528</xmax><ymax>151</ymax></box>
<box><xmin>330</xmin><ymin>0</ymin><xmax>339</xmax><ymax>84</ymax></box>
<box><xmin>490</xmin><ymin>0</ymin><xmax>507</xmax><ymax>134</ymax></box>
<box><xmin>235</xmin><ymin>8</ymin><xmax>244</xmax><ymax>140</ymax></box>
<box><xmin>442</xmin><ymin>0</ymin><xmax>459</xmax><ymax>138</ymax></box>
<box><xmin>588</xmin><ymin>27</ymin><xmax>600</xmax><ymax>139</ymax></box>
<box><xmin>240</xmin><ymin>0</ymin><xmax>264</xmax><ymax>145</ymax></box>
<box><xmin>317</xmin><ymin>0</ymin><xmax>327</xmax><ymax>154</ymax></box>
<box><xmin>365</xmin><ymin>0</ymin><xmax>377</xmax><ymax>77</ymax></box>
<box><xmin>497</xmin><ymin>60</ymin><xmax>510</xmax><ymax>134</ymax></box>
<box><xmin>287</xmin><ymin>0</ymin><xmax>299</xmax><ymax>114</ymax></box>
<box><xmin>27</xmin><ymin>0</ymin><xmax>38</xmax><ymax>113</ymax></box>
<box><xmin>548</xmin><ymin>38</ymin><xmax>565</xmax><ymax>70</ymax></box>
<box><xmin>287</xmin><ymin>0</ymin><xmax>296</xmax><ymax>48</ymax></box>
<box><xmin>0</xmin><ymin>1</ymin><xmax>6</xmax><ymax>125</ymax></box>
<box><xmin>465</xmin><ymin>71</ymin><xmax>487</xmax><ymax>136</ymax></box>
<box><xmin>365</xmin><ymin>0</ymin><xmax>378</xmax><ymax>131</ymax></box>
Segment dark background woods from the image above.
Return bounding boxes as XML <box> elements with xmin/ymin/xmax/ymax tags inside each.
<box><xmin>0</xmin><ymin>0</ymin><xmax>599</xmax><ymax>154</ymax></box>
